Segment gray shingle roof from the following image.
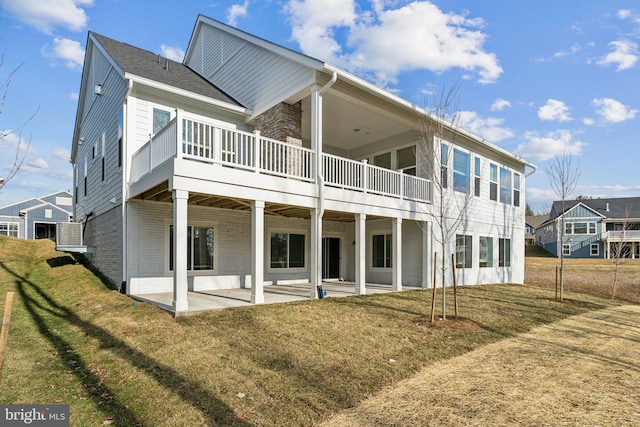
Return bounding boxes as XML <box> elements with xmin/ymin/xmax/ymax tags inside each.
<box><xmin>91</xmin><ymin>32</ymin><xmax>242</xmax><ymax>107</ymax></box>
<box><xmin>551</xmin><ymin>197</ymin><xmax>640</xmax><ymax>220</ymax></box>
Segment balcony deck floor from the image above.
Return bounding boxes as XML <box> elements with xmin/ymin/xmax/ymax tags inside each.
<box><xmin>132</xmin><ymin>281</ymin><xmax>420</xmax><ymax>316</ymax></box>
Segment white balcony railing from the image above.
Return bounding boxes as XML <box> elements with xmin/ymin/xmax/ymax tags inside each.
<box><xmin>602</xmin><ymin>230</ymin><xmax>640</xmax><ymax>241</ymax></box>
<box><xmin>131</xmin><ymin>110</ymin><xmax>431</xmax><ymax>203</ymax></box>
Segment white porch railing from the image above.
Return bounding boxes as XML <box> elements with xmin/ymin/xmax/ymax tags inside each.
<box><xmin>602</xmin><ymin>230</ymin><xmax>640</xmax><ymax>241</ymax></box>
<box><xmin>131</xmin><ymin>110</ymin><xmax>431</xmax><ymax>203</ymax></box>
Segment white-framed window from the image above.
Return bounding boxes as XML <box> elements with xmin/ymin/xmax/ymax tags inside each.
<box><xmin>590</xmin><ymin>243</ymin><xmax>599</xmax><ymax>256</ymax></box>
<box><xmin>168</xmin><ymin>224</ymin><xmax>216</xmax><ymax>271</ymax></box>
<box><xmin>456</xmin><ymin>234</ymin><xmax>472</xmax><ymax>268</ymax></box>
<box><xmin>453</xmin><ymin>148</ymin><xmax>470</xmax><ymax>194</ymax></box>
<box><xmin>372</xmin><ymin>233</ymin><xmax>392</xmax><ymax>268</ymax></box>
<box><xmin>499</xmin><ymin>167</ymin><xmax>512</xmax><ymax>204</ymax></box>
<box><xmin>565</xmin><ymin>222</ymin><xmax>597</xmax><ymax>235</ymax></box>
<box><xmin>152</xmin><ymin>107</ymin><xmax>172</xmax><ymax>135</ymax></box>
<box><xmin>45</xmin><ymin>209</ymin><xmax>53</xmax><ymax>219</ymax></box>
<box><xmin>0</xmin><ymin>222</ymin><xmax>18</xmax><ymax>237</ymax></box>
<box><xmin>479</xmin><ymin>236</ymin><xmax>493</xmax><ymax>267</ymax></box>
<box><xmin>474</xmin><ymin>157</ymin><xmax>481</xmax><ymax>197</ymax></box>
<box><xmin>489</xmin><ymin>163</ymin><xmax>498</xmax><ymax>201</ymax></box>
<box><xmin>562</xmin><ymin>244</ymin><xmax>571</xmax><ymax>256</ymax></box>
<box><xmin>270</xmin><ymin>232</ymin><xmax>305</xmax><ymax>269</ymax></box>
<box><xmin>441</xmin><ymin>142</ymin><xmax>449</xmax><ymax>189</ymax></box>
<box><xmin>396</xmin><ymin>145</ymin><xmax>416</xmax><ymax>175</ymax></box>
<box><xmin>499</xmin><ymin>238</ymin><xmax>511</xmax><ymax>267</ymax></box>
<box><xmin>513</xmin><ymin>173</ymin><xmax>521</xmax><ymax>207</ymax></box>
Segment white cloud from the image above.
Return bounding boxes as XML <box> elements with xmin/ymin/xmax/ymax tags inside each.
<box><xmin>160</xmin><ymin>45</ymin><xmax>185</xmax><ymax>62</ymax></box>
<box><xmin>227</xmin><ymin>0</ymin><xmax>250</xmax><ymax>27</ymax></box>
<box><xmin>27</xmin><ymin>158</ymin><xmax>49</xmax><ymax>170</ymax></box>
<box><xmin>284</xmin><ymin>0</ymin><xmax>502</xmax><ymax>86</ymax></box>
<box><xmin>538</xmin><ymin>99</ymin><xmax>571</xmax><ymax>122</ymax></box>
<box><xmin>50</xmin><ymin>37</ymin><xmax>85</xmax><ymax>70</ymax></box>
<box><xmin>0</xmin><ymin>131</ymin><xmax>31</xmax><ymax>152</ymax></box>
<box><xmin>457</xmin><ymin>111</ymin><xmax>514</xmax><ymax>142</ymax></box>
<box><xmin>617</xmin><ymin>9</ymin><xmax>632</xmax><ymax>20</ymax></box>
<box><xmin>70</xmin><ymin>92</ymin><xmax>79</xmax><ymax>100</ymax></box>
<box><xmin>53</xmin><ymin>147</ymin><xmax>71</xmax><ymax>161</ymax></box>
<box><xmin>515</xmin><ymin>130</ymin><xmax>586</xmax><ymax>161</ymax></box>
<box><xmin>0</xmin><ymin>0</ymin><xmax>92</xmax><ymax>35</ymax></box>
<box><xmin>490</xmin><ymin>98</ymin><xmax>511</xmax><ymax>111</ymax></box>
<box><xmin>592</xmin><ymin>98</ymin><xmax>638</xmax><ymax>123</ymax></box>
<box><xmin>583</xmin><ymin>117</ymin><xmax>595</xmax><ymax>126</ymax></box>
<box><xmin>597</xmin><ymin>40</ymin><xmax>639</xmax><ymax>71</ymax></box>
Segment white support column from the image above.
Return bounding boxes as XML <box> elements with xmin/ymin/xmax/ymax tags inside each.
<box><xmin>251</xmin><ymin>200</ymin><xmax>265</xmax><ymax>304</ymax></box>
<box><xmin>310</xmin><ymin>208</ymin><xmax>322</xmax><ymax>298</ymax></box>
<box><xmin>422</xmin><ymin>221</ymin><xmax>430</xmax><ymax>288</ymax></box>
<box><xmin>355</xmin><ymin>213</ymin><xmax>366</xmax><ymax>295</ymax></box>
<box><xmin>392</xmin><ymin>217</ymin><xmax>402</xmax><ymax>291</ymax></box>
<box><xmin>172</xmin><ymin>189</ymin><xmax>189</xmax><ymax>313</ymax></box>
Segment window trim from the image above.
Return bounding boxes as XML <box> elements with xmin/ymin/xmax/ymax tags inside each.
<box><xmin>166</xmin><ymin>221</ymin><xmax>218</xmax><ymax>275</ymax></box>
<box><xmin>150</xmin><ymin>105</ymin><xmax>174</xmax><ymax>136</ymax></box>
<box><xmin>499</xmin><ymin>237</ymin><xmax>511</xmax><ymax>267</ymax></box>
<box><xmin>590</xmin><ymin>243</ymin><xmax>599</xmax><ymax>256</ymax></box>
<box><xmin>452</xmin><ymin>148</ymin><xmax>471</xmax><ymax>194</ymax></box>
<box><xmin>267</xmin><ymin>229</ymin><xmax>308</xmax><ymax>272</ymax></box>
<box><xmin>371</xmin><ymin>232</ymin><xmax>393</xmax><ymax>270</ymax></box>
<box><xmin>489</xmin><ymin>163</ymin><xmax>498</xmax><ymax>201</ymax></box>
<box><xmin>455</xmin><ymin>234</ymin><xmax>472</xmax><ymax>268</ymax></box>
<box><xmin>0</xmin><ymin>222</ymin><xmax>19</xmax><ymax>237</ymax></box>
<box><xmin>479</xmin><ymin>236</ymin><xmax>493</xmax><ymax>267</ymax></box>
<box><xmin>474</xmin><ymin>156</ymin><xmax>481</xmax><ymax>197</ymax></box>
<box><xmin>562</xmin><ymin>244</ymin><xmax>571</xmax><ymax>257</ymax></box>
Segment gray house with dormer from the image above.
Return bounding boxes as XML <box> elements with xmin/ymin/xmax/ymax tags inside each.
<box><xmin>536</xmin><ymin>197</ymin><xmax>640</xmax><ymax>259</ymax></box>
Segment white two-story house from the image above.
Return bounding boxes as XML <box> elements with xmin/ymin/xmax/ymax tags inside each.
<box><xmin>70</xmin><ymin>15</ymin><xmax>534</xmax><ymax>314</ymax></box>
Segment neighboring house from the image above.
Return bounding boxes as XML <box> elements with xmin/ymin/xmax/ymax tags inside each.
<box><xmin>69</xmin><ymin>15</ymin><xmax>535</xmax><ymax>314</ymax></box>
<box><xmin>525</xmin><ymin>215</ymin><xmax>547</xmax><ymax>246</ymax></box>
<box><xmin>536</xmin><ymin>197</ymin><xmax>640</xmax><ymax>259</ymax></box>
<box><xmin>0</xmin><ymin>190</ymin><xmax>73</xmax><ymax>240</ymax></box>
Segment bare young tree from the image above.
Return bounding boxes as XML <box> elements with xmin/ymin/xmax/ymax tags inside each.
<box><xmin>0</xmin><ymin>55</ymin><xmax>37</xmax><ymax>192</ymax></box>
<box><xmin>545</xmin><ymin>153</ymin><xmax>581</xmax><ymax>301</ymax></box>
<box><xmin>610</xmin><ymin>204</ymin><xmax>633</xmax><ymax>301</ymax></box>
<box><xmin>418</xmin><ymin>83</ymin><xmax>474</xmax><ymax>320</ymax></box>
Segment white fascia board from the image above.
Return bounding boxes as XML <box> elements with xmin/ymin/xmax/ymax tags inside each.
<box><xmin>125</xmin><ymin>73</ymin><xmax>251</xmax><ymax>115</ymax></box>
<box><xmin>322</xmin><ymin>63</ymin><xmax>536</xmax><ymax>172</ymax></box>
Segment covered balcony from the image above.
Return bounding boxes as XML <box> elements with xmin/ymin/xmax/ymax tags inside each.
<box><xmin>129</xmin><ymin>110</ymin><xmax>431</xmax><ymax>209</ymax></box>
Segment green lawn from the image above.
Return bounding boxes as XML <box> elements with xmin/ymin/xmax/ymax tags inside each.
<box><xmin>0</xmin><ymin>236</ymin><xmax>620</xmax><ymax>426</ymax></box>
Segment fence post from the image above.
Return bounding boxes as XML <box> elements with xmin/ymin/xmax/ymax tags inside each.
<box><xmin>254</xmin><ymin>130</ymin><xmax>261</xmax><ymax>173</ymax></box>
<box><xmin>175</xmin><ymin>109</ymin><xmax>183</xmax><ymax>159</ymax></box>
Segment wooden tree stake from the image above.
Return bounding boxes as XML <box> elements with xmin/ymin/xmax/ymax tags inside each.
<box><xmin>451</xmin><ymin>253</ymin><xmax>458</xmax><ymax>318</ymax></box>
<box><xmin>430</xmin><ymin>252</ymin><xmax>437</xmax><ymax>322</ymax></box>
<box><xmin>0</xmin><ymin>292</ymin><xmax>15</xmax><ymax>380</ymax></box>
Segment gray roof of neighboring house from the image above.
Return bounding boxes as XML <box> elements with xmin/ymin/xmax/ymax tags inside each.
<box><xmin>91</xmin><ymin>32</ymin><xmax>243</xmax><ymax>107</ymax></box>
<box><xmin>526</xmin><ymin>215</ymin><xmax>547</xmax><ymax>229</ymax></box>
<box><xmin>550</xmin><ymin>197</ymin><xmax>640</xmax><ymax>221</ymax></box>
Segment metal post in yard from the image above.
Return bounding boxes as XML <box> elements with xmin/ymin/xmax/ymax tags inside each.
<box><xmin>0</xmin><ymin>292</ymin><xmax>15</xmax><ymax>379</ymax></box>
<box><xmin>555</xmin><ymin>266</ymin><xmax>558</xmax><ymax>300</ymax></box>
<box><xmin>451</xmin><ymin>253</ymin><xmax>458</xmax><ymax>319</ymax></box>
<box><xmin>431</xmin><ymin>253</ymin><xmax>437</xmax><ymax>323</ymax></box>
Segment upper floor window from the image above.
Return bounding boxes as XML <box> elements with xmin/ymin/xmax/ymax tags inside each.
<box><xmin>453</xmin><ymin>148</ymin><xmax>470</xmax><ymax>194</ymax></box>
<box><xmin>474</xmin><ymin>157</ymin><xmax>481</xmax><ymax>197</ymax></box>
<box><xmin>396</xmin><ymin>145</ymin><xmax>416</xmax><ymax>175</ymax></box>
<box><xmin>153</xmin><ymin>107</ymin><xmax>171</xmax><ymax>134</ymax></box>
<box><xmin>565</xmin><ymin>222</ymin><xmax>597</xmax><ymax>235</ymax></box>
<box><xmin>499</xmin><ymin>167</ymin><xmax>512</xmax><ymax>204</ymax></box>
<box><xmin>513</xmin><ymin>173</ymin><xmax>520</xmax><ymax>207</ymax></box>
<box><xmin>441</xmin><ymin>142</ymin><xmax>449</xmax><ymax>189</ymax></box>
<box><xmin>489</xmin><ymin>163</ymin><xmax>498</xmax><ymax>201</ymax></box>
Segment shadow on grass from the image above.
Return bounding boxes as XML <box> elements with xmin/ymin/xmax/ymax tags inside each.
<box><xmin>0</xmin><ymin>261</ymin><xmax>253</xmax><ymax>427</ymax></box>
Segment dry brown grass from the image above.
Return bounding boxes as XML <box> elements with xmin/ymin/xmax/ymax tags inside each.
<box><xmin>321</xmin><ymin>304</ymin><xmax>640</xmax><ymax>426</ymax></box>
<box><xmin>526</xmin><ymin>255</ymin><xmax>640</xmax><ymax>304</ymax></box>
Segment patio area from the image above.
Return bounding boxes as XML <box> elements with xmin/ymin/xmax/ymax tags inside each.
<box><xmin>132</xmin><ymin>281</ymin><xmax>421</xmax><ymax>316</ymax></box>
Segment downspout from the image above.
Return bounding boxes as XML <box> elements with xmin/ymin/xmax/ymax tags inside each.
<box><xmin>121</xmin><ymin>78</ymin><xmax>134</xmax><ymax>293</ymax></box>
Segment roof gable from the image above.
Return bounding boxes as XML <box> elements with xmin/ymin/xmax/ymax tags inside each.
<box><xmin>91</xmin><ymin>32</ymin><xmax>242</xmax><ymax>107</ymax></box>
